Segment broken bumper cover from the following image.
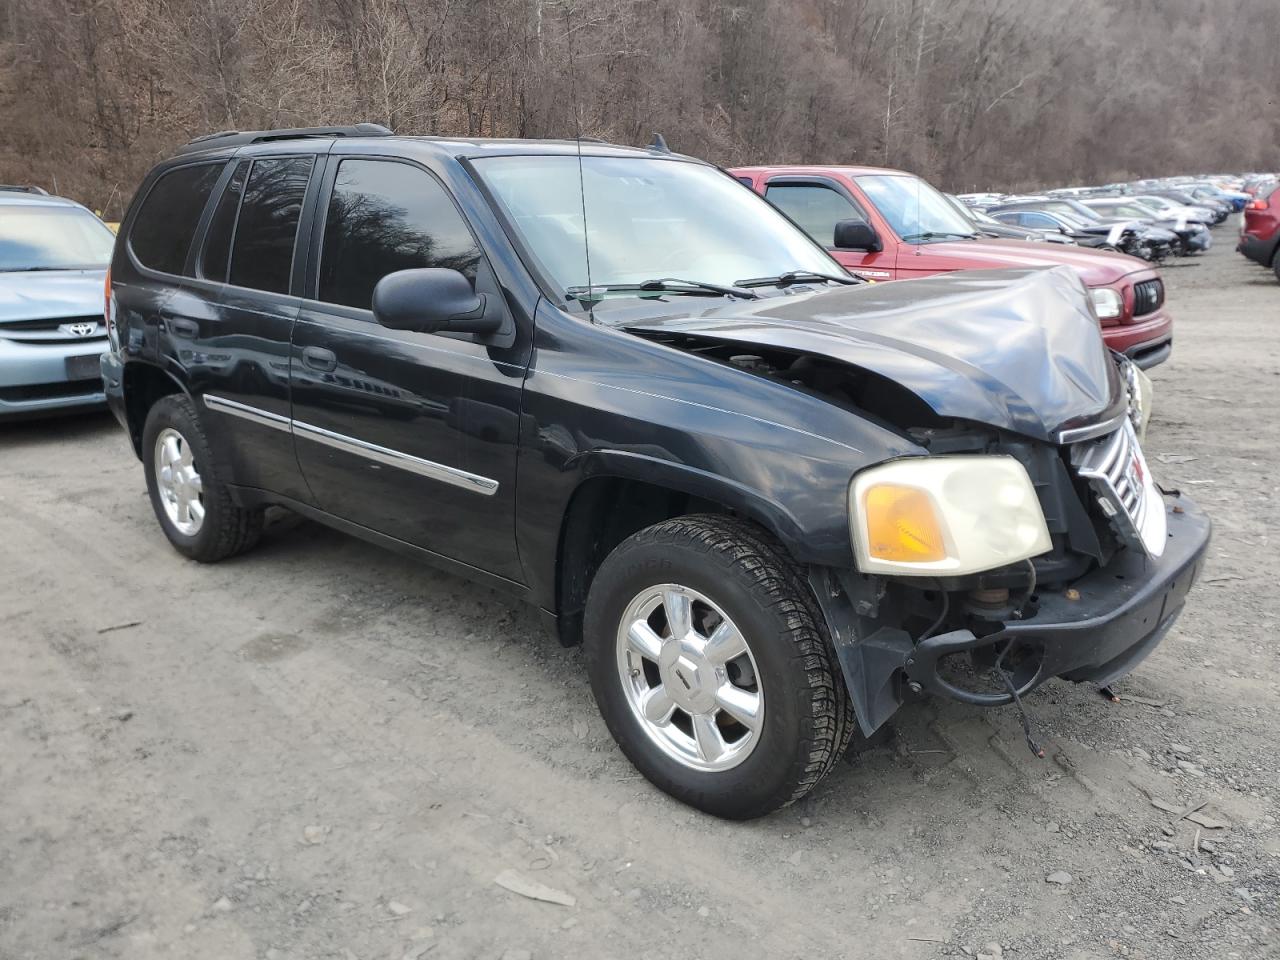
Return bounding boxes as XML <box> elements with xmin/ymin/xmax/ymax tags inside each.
<box><xmin>906</xmin><ymin>496</ymin><xmax>1211</xmax><ymax>707</ymax></box>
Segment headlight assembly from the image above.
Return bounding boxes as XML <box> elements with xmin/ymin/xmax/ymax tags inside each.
<box><xmin>850</xmin><ymin>457</ymin><xmax>1052</xmax><ymax>576</ymax></box>
<box><xmin>1091</xmin><ymin>287</ymin><xmax>1123</xmax><ymax>320</ymax></box>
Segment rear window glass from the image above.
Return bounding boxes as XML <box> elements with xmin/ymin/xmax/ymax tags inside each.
<box><xmin>129</xmin><ymin>163</ymin><xmax>223</xmax><ymax>275</ymax></box>
<box><xmin>228</xmin><ymin>157</ymin><xmax>314</xmax><ymax>295</ymax></box>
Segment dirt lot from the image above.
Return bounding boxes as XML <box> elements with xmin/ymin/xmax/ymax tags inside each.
<box><xmin>2</xmin><ymin>230</ymin><xmax>1277</xmax><ymax>960</ymax></box>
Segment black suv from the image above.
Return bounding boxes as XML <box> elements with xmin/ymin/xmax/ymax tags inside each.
<box><xmin>104</xmin><ymin>126</ymin><xmax>1210</xmax><ymax>819</ymax></box>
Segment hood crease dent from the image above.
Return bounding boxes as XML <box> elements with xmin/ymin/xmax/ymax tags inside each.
<box><xmin>621</xmin><ymin>267</ymin><xmax>1122</xmax><ymax>443</ymax></box>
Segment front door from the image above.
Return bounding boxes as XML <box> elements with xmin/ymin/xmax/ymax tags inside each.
<box><xmin>289</xmin><ymin>156</ymin><xmax>527</xmax><ymax>582</ymax></box>
<box><xmin>763</xmin><ymin>179</ymin><xmax>897</xmax><ymax>281</ymax></box>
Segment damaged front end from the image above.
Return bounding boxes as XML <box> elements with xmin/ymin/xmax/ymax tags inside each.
<box><xmin>620</xmin><ymin>267</ymin><xmax>1211</xmax><ymax>739</ymax></box>
<box><xmin>807</xmin><ymin>424</ymin><xmax>1210</xmax><ymax>741</ymax></box>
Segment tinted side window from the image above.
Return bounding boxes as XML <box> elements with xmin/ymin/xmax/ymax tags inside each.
<box><xmin>199</xmin><ymin>159</ymin><xmax>250</xmax><ymax>281</ymax></box>
<box><xmin>129</xmin><ymin>163</ymin><xmax>223</xmax><ymax>275</ymax></box>
<box><xmin>228</xmin><ymin>157</ymin><xmax>314</xmax><ymax>295</ymax></box>
<box><xmin>319</xmin><ymin>159</ymin><xmax>482</xmax><ymax>311</ymax></box>
<box><xmin>765</xmin><ymin>184</ymin><xmax>861</xmax><ymax>247</ymax></box>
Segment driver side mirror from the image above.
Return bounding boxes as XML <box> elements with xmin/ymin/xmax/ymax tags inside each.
<box><xmin>372</xmin><ymin>268</ymin><xmax>502</xmax><ymax>336</ymax></box>
<box><xmin>833</xmin><ymin>219</ymin><xmax>882</xmax><ymax>252</ymax></box>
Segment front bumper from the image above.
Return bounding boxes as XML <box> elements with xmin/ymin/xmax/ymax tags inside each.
<box><xmin>0</xmin><ymin>336</ymin><xmax>108</xmax><ymax>420</ymax></box>
<box><xmin>1102</xmin><ymin>309</ymin><xmax>1172</xmax><ymax>370</ymax></box>
<box><xmin>905</xmin><ymin>496</ymin><xmax>1210</xmax><ymax>706</ymax></box>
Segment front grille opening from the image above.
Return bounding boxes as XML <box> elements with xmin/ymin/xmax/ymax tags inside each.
<box><xmin>1132</xmin><ymin>278</ymin><xmax>1164</xmax><ymax>317</ymax></box>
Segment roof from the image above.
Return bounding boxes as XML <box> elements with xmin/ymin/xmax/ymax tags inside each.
<box><xmin>0</xmin><ymin>191</ymin><xmax>81</xmax><ymax>209</ymax></box>
<box><xmin>731</xmin><ymin>164</ymin><xmax>913</xmax><ymax>178</ymax></box>
<box><xmin>172</xmin><ymin>124</ymin><xmax>699</xmax><ymax>164</ymax></box>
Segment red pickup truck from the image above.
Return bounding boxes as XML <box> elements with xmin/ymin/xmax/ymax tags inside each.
<box><xmin>732</xmin><ymin>165</ymin><xmax>1174</xmax><ymax>368</ymax></box>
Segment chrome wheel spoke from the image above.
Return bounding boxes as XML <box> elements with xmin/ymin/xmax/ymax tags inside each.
<box><xmin>691</xmin><ymin>713</ymin><xmax>726</xmax><ymax>763</ymax></box>
<box><xmin>640</xmin><ymin>685</ymin><xmax>676</xmax><ymax>725</ymax></box>
<box><xmin>715</xmin><ymin>683</ymin><xmax>762</xmax><ymax>732</ymax></box>
<box><xmin>627</xmin><ymin>620</ymin><xmax>664</xmax><ymax>662</ymax></box>
<box><xmin>161</xmin><ymin>435</ymin><xmax>181</xmax><ymax>468</ymax></box>
<box><xmin>663</xmin><ymin>589</ymin><xmax>692</xmax><ymax>640</ymax></box>
<box><xmin>188</xmin><ymin>499</ymin><xmax>206</xmax><ymax>522</ymax></box>
<box><xmin>704</xmin><ymin>619</ymin><xmax>748</xmax><ymax>665</ymax></box>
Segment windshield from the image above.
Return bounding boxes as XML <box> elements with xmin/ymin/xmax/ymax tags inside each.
<box><xmin>856</xmin><ymin>174</ymin><xmax>977</xmax><ymax>241</ymax></box>
<box><xmin>472</xmin><ymin>155</ymin><xmax>837</xmax><ymax>297</ymax></box>
<box><xmin>0</xmin><ymin>205</ymin><xmax>115</xmax><ymax>271</ymax></box>
<box><xmin>1134</xmin><ymin>197</ymin><xmax>1175</xmax><ymax>213</ymax></box>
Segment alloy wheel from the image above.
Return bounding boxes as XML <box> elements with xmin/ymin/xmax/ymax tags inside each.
<box><xmin>615</xmin><ymin>583</ymin><xmax>764</xmax><ymax>771</ymax></box>
<box><xmin>154</xmin><ymin>427</ymin><xmax>205</xmax><ymax>536</ymax></box>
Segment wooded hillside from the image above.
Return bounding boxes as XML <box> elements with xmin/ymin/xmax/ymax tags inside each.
<box><xmin>1</xmin><ymin>0</ymin><xmax>1275</xmax><ymax>217</ymax></box>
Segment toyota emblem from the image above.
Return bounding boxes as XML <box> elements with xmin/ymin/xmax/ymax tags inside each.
<box><xmin>67</xmin><ymin>322</ymin><xmax>96</xmax><ymax>337</ymax></box>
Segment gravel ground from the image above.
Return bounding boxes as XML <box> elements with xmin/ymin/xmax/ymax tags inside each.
<box><xmin>2</xmin><ymin>227</ymin><xmax>1277</xmax><ymax>960</ymax></box>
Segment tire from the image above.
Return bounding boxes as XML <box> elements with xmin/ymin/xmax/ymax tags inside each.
<box><xmin>142</xmin><ymin>394</ymin><xmax>263</xmax><ymax>562</ymax></box>
<box><xmin>583</xmin><ymin>514</ymin><xmax>854</xmax><ymax>819</ymax></box>
<box><xmin>1272</xmin><ymin>247</ymin><xmax>1280</xmax><ymax>283</ymax></box>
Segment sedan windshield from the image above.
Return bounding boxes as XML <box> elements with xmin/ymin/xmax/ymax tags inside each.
<box><xmin>0</xmin><ymin>206</ymin><xmax>115</xmax><ymax>271</ymax></box>
<box><xmin>854</xmin><ymin>174</ymin><xmax>977</xmax><ymax>241</ymax></box>
<box><xmin>472</xmin><ymin>155</ymin><xmax>838</xmax><ymax>298</ymax></box>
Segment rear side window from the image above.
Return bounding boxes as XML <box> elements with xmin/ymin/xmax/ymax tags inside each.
<box><xmin>228</xmin><ymin>157</ymin><xmax>315</xmax><ymax>295</ymax></box>
<box><xmin>765</xmin><ymin>183</ymin><xmax>863</xmax><ymax>247</ymax></box>
<box><xmin>318</xmin><ymin>159</ymin><xmax>482</xmax><ymax>310</ymax></box>
<box><xmin>199</xmin><ymin>160</ymin><xmax>250</xmax><ymax>281</ymax></box>
<box><xmin>129</xmin><ymin>162</ymin><xmax>223</xmax><ymax>275</ymax></box>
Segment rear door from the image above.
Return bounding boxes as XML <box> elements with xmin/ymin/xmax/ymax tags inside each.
<box><xmin>289</xmin><ymin>154</ymin><xmax>526</xmax><ymax>581</ymax></box>
<box><xmin>182</xmin><ymin>147</ymin><xmax>325</xmax><ymax>502</ymax></box>
<box><xmin>762</xmin><ymin>177</ymin><xmax>897</xmax><ymax>280</ymax></box>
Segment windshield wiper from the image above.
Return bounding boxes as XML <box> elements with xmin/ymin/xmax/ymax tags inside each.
<box><xmin>900</xmin><ymin>231</ymin><xmax>977</xmax><ymax>242</ymax></box>
<box><xmin>566</xmin><ymin>278</ymin><xmax>760</xmax><ymax>301</ymax></box>
<box><xmin>734</xmin><ymin>270</ymin><xmax>865</xmax><ymax>288</ymax></box>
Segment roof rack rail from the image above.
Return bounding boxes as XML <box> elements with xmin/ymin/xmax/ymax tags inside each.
<box><xmin>177</xmin><ymin>123</ymin><xmax>393</xmax><ymax>155</ymax></box>
<box><xmin>0</xmin><ymin>184</ymin><xmax>50</xmax><ymax>195</ymax></box>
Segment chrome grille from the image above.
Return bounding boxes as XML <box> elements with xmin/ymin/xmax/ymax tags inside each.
<box><xmin>1132</xmin><ymin>278</ymin><xmax>1163</xmax><ymax>317</ymax></box>
<box><xmin>0</xmin><ymin>315</ymin><xmax>106</xmax><ymax>344</ymax></box>
<box><xmin>1071</xmin><ymin>420</ymin><xmax>1165</xmax><ymax>556</ymax></box>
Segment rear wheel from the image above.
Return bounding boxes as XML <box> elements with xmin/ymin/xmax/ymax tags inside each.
<box><xmin>142</xmin><ymin>394</ymin><xmax>263</xmax><ymax>562</ymax></box>
<box><xmin>583</xmin><ymin>515</ymin><xmax>854</xmax><ymax>819</ymax></box>
<box><xmin>1272</xmin><ymin>247</ymin><xmax>1280</xmax><ymax>283</ymax></box>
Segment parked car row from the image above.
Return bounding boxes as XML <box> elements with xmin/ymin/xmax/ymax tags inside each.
<box><xmin>42</xmin><ymin>125</ymin><xmax>1208</xmax><ymax>818</ymax></box>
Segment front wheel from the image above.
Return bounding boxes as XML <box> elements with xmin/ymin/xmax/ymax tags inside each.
<box><xmin>583</xmin><ymin>515</ymin><xmax>854</xmax><ymax>819</ymax></box>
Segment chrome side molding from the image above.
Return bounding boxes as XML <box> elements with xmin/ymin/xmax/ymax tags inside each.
<box><xmin>203</xmin><ymin>393</ymin><xmax>291</xmax><ymax>432</ymax></box>
<box><xmin>202</xmin><ymin>393</ymin><xmax>499</xmax><ymax>496</ymax></box>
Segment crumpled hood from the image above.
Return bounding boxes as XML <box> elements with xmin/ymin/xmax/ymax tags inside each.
<box><xmin>621</xmin><ymin>267</ymin><xmax>1124</xmax><ymax>443</ymax></box>
<box><xmin>0</xmin><ymin>269</ymin><xmax>107</xmax><ymax>323</ymax></box>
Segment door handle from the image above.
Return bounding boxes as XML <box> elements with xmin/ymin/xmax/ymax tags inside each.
<box><xmin>301</xmin><ymin>346</ymin><xmax>337</xmax><ymax>372</ymax></box>
<box><xmin>162</xmin><ymin>314</ymin><xmax>200</xmax><ymax>339</ymax></box>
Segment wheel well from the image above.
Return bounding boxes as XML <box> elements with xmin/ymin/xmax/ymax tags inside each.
<box><xmin>123</xmin><ymin>363</ymin><xmax>184</xmax><ymax>458</ymax></box>
<box><xmin>553</xmin><ymin>476</ymin><xmax>735</xmax><ymax>647</ymax></box>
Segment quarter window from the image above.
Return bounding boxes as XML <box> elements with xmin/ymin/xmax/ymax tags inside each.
<box><xmin>765</xmin><ymin>184</ymin><xmax>863</xmax><ymax>248</ymax></box>
<box><xmin>199</xmin><ymin>160</ymin><xmax>250</xmax><ymax>281</ymax></box>
<box><xmin>318</xmin><ymin>159</ymin><xmax>482</xmax><ymax>310</ymax></box>
<box><xmin>129</xmin><ymin>162</ymin><xmax>223</xmax><ymax>275</ymax></box>
<box><xmin>228</xmin><ymin>157</ymin><xmax>314</xmax><ymax>295</ymax></box>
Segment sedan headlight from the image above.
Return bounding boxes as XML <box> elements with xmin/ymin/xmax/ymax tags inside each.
<box><xmin>850</xmin><ymin>457</ymin><xmax>1052</xmax><ymax>576</ymax></box>
<box><xmin>1091</xmin><ymin>287</ymin><xmax>1123</xmax><ymax>320</ymax></box>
